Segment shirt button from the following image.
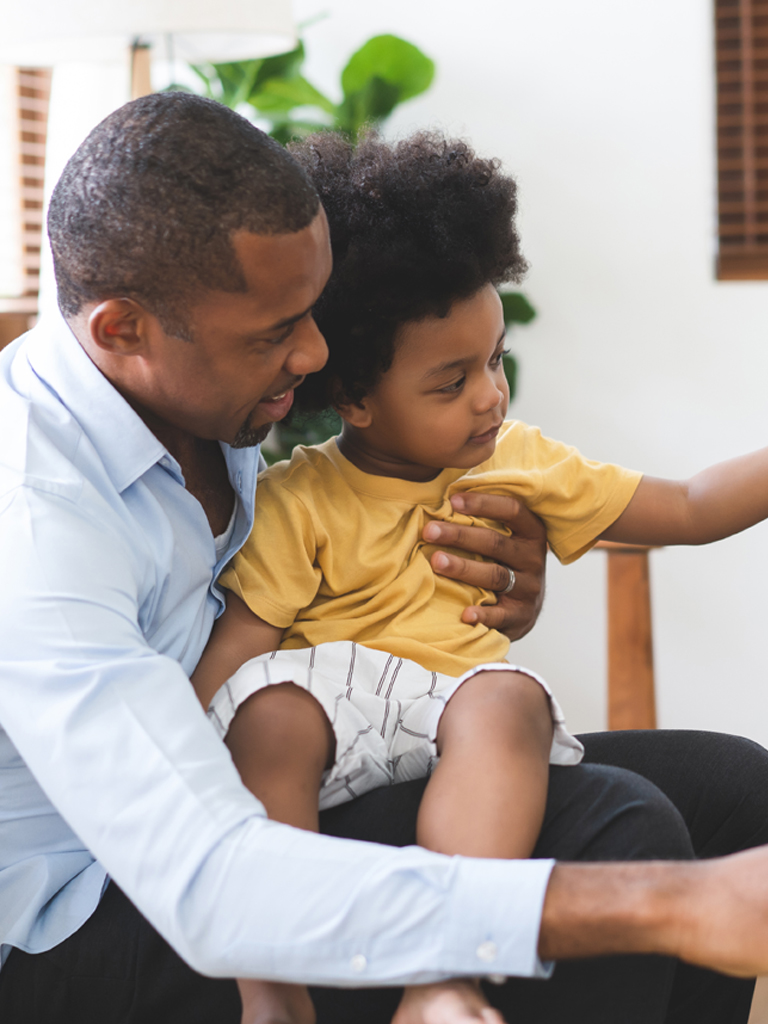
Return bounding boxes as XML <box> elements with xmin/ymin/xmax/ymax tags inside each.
<box><xmin>236</xmin><ymin>471</ymin><xmax>243</xmax><ymax>494</ymax></box>
<box><xmin>476</xmin><ymin>940</ymin><xmax>498</xmax><ymax>963</ymax></box>
<box><xmin>350</xmin><ymin>954</ymin><xmax>367</xmax><ymax>973</ymax></box>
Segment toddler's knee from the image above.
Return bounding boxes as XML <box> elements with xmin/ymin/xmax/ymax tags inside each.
<box><xmin>461</xmin><ymin>669</ymin><xmax>550</xmax><ymax>715</ymax></box>
<box><xmin>442</xmin><ymin>670</ymin><xmax>552</xmax><ymax>749</ymax></box>
<box><xmin>227</xmin><ymin>682</ymin><xmax>334</xmax><ymax>767</ymax></box>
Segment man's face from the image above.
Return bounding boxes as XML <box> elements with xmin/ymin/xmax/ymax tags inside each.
<box><xmin>133</xmin><ymin>211</ymin><xmax>332</xmax><ymax>445</ymax></box>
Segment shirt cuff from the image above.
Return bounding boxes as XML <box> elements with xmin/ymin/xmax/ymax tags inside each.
<box><xmin>440</xmin><ymin>856</ymin><xmax>555</xmax><ymax>980</ymax></box>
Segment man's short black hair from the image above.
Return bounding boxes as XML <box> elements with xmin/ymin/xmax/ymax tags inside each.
<box><xmin>48</xmin><ymin>92</ymin><xmax>320</xmax><ymax>340</ymax></box>
<box><xmin>287</xmin><ymin>130</ymin><xmax>527</xmax><ymax>411</ymax></box>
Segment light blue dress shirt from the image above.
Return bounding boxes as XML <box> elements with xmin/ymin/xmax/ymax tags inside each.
<box><xmin>0</xmin><ymin>314</ymin><xmax>554</xmax><ymax>983</ymax></box>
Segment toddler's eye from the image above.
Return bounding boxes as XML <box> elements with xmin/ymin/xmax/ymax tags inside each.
<box><xmin>438</xmin><ymin>375</ymin><xmax>466</xmax><ymax>394</ymax></box>
<box><xmin>490</xmin><ymin>348</ymin><xmax>510</xmax><ymax>369</ymax></box>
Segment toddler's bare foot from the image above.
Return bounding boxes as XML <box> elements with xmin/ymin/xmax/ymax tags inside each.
<box><xmin>392</xmin><ymin>979</ymin><xmax>506</xmax><ymax>1024</ymax></box>
<box><xmin>237</xmin><ymin>979</ymin><xmax>316</xmax><ymax>1024</ymax></box>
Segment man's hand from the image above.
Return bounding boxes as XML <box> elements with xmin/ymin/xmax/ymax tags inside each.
<box><xmin>423</xmin><ymin>492</ymin><xmax>547</xmax><ymax>642</ymax></box>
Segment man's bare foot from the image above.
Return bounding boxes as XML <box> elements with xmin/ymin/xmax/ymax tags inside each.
<box><xmin>237</xmin><ymin>979</ymin><xmax>315</xmax><ymax>1024</ymax></box>
<box><xmin>392</xmin><ymin>979</ymin><xmax>506</xmax><ymax>1024</ymax></box>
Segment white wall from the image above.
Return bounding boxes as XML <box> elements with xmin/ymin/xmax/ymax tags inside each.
<box><xmin>295</xmin><ymin>0</ymin><xmax>768</xmax><ymax>741</ymax></box>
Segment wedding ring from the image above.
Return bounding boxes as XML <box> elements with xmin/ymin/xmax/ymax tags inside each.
<box><xmin>499</xmin><ymin>567</ymin><xmax>516</xmax><ymax>595</ymax></box>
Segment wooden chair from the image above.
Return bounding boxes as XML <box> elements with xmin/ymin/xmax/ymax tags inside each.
<box><xmin>595</xmin><ymin>541</ymin><xmax>658</xmax><ymax>730</ymax></box>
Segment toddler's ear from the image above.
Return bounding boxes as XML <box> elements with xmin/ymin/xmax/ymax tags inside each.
<box><xmin>334</xmin><ymin>397</ymin><xmax>373</xmax><ymax>429</ymax></box>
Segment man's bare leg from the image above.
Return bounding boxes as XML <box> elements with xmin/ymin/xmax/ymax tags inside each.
<box><xmin>393</xmin><ymin>670</ymin><xmax>553</xmax><ymax>1024</ymax></box>
<box><xmin>225</xmin><ymin>683</ymin><xmax>335</xmax><ymax>1024</ymax></box>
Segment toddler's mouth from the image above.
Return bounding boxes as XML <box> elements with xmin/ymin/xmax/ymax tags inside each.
<box><xmin>469</xmin><ymin>423</ymin><xmax>502</xmax><ymax>445</ymax></box>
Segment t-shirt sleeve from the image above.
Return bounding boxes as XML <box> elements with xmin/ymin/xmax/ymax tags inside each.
<box><xmin>458</xmin><ymin>422</ymin><xmax>643</xmax><ymax>565</ymax></box>
<box><xmin>220</xmin><ymin>471</ymin><xmax>321</xmax><ymax>628</ymax></box>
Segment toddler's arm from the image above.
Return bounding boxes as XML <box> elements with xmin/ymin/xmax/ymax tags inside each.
<box><xmin>191</xmin><ymin>593</ymin><xmax>283</xmax><ymax>710</ymax></box>
<box><xmin>601</xmin><ymin>447</ymin><xmax>768</xmax><ymax>546</ymax></box>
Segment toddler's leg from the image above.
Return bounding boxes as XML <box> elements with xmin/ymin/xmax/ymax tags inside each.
<box><xmin>225</xmin><ymin>683</ymin><xmax>335</xmax><ymax>1024</ymax></box>
<box><xmin>394</xmin><ymin>670</ymin><xmax>553</xmax><ymax>1024</ymax></box>
<box><xmin>418</xmin><ymin>670</ymin><xmax>553</xmax><ymax>858</ymax></box>
<box><xmin>224</xmin><ymin>681</ymin><xmax>336</xmax><ymax>830</ymax></box>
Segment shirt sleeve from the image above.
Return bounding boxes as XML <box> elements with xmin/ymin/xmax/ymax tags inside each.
<box><xmin>0</xmin><ymin>484</ymin><xmax>554</xmax><ymax>984</ymax></box>
<box><xmin>220</xmin><ymin>473</ymin><xmax>322</xmax><ymax>628</ymax></box>
<box><xmin>458</xmin><ymin>423</ymin><xmax>643</xmax><ymax>565</ymax></box>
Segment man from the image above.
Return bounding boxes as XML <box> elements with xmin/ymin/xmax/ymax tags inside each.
<box><xmin>1</xmin><ymin>91</ymin><xmax>767</xmax><ymax>1024</ymax></box>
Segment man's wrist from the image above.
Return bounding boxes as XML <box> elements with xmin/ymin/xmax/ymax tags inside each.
<box><xmin>538</xmin><ymin>861</ymin><xmax>694</xmax><ymax>961</ymax></box>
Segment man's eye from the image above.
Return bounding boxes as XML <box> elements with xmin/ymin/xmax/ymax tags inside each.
<box><xmin>438</xmin><ymin>375</ymin><xmax>466</xmax><ymax>394</ymax></box>
<box><xmin>258</xmin><ymin>327</ymin><xmax>293</xmax><ymax>347</ymax></box>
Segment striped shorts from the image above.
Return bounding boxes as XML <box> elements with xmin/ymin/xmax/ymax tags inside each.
<box><xmin>207</xmin><ymin>641</ymin><xmax>584</xmax><ymax>811</ymax></box>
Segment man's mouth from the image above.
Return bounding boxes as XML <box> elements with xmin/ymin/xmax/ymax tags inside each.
<box><xmin>260</xmin><ymin>388</ymin><xmax>290</xmax><ymax>403</ymax></box>
<box><xmin>258</xmin><ymin>375</ymin><xmax>304</xmax><ymax>411</ymax></box>
<box><xmin>230</xmin><ymin>379</ymin><xmax>305</xmax><ymax>448</ymax></box>
<box><xmin>257</xmin><ymin>388</ymin><xmax>297</xmax><ymax>420</ymax></box>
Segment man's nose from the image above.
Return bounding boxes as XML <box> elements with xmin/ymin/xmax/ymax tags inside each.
<box><xmin>287</xmin><ymin>316</ymin><xmax>328</xmax><ymax>376</ymax></box>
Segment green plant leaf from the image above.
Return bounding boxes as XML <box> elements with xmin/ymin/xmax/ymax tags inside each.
<box><xmin>262</xmin><ymin>119</ymin><xmax>332</xmax><ymax>145</ymax></box>
<box><xmin>267</xmin><ymin>408</ymin><xmax>342</xmax><ymax>461</ymax></box>
<box><xmin>248</xmin><ymin>75</ymin><xmax>336</xmax><ymax>116</ymax></box>
<box><xmin>162</xmin><ymin>82</ymin><xmax>196</xmax><ymax>95</ymax></box>
<box><xmin>250</xmin><ymin>43</ymin><xmax>306</xmax><ymax>89</ymax></box>
<box><xmin>336</xmin><ymin>76</ymin><xmax>401</xmax><ymax>135</ymax></box>
<box><xmin>188</xmin><ymin>63</ymin><xmax>219</xmax><ymax>99</ymax></box>
<box><xmin>190</xmin><ymin>60</ymin><xmax>257</xmax><ymax>106</ymax></box>
<box><xmin>499</xmin><ymin>291</ymin><xmax>536</xmax><ymax>326</ymax></box>
<box><xmin>341</xmin><ymin>34</ymin><xmax>435</xmax><ymax>103</ymax></box>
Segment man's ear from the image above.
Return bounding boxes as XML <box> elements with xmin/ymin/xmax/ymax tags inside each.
<box><xmin>335</xmin><ymin>397</ymin><xmax>373</xmax><ymax>429</ymax></box>
<box><xmin>88</xmin><ymin>299</ymin><xmax>150</xmax><ymax>356</ymax></box>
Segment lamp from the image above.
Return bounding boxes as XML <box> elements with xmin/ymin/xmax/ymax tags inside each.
<box><xmin>0</xmin><ymin>1</ymin><xmax>296</xmax><ymax>96</ymax></box>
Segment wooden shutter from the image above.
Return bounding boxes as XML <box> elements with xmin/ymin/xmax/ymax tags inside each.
<box><xmin>0</xmin><ymin>67</ymin><xmax>51</xmax><ymax>349</ymax></box>
<box><xmin>716</xmin><ymin>0</ymin><xmax>768</xmax><ymax>278</ymax></box>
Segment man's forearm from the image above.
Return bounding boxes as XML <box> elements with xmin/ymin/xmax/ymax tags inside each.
<box><xmin>539</xmin><ymin>851</ymin><xmax>768</xmax><ymax>977</ymax></box>
<box><xmin>539</xmin><ymin>862</ymin><xmax>685</xmax><ymax>960</ymax></box>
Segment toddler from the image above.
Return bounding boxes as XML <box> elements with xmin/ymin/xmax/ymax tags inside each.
<box><xmin>193</xmin><ymin>132</ymin><xmax>768</xmax><ymax>1024</ymax></box>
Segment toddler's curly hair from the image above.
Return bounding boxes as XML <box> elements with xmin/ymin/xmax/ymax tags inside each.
<box><xmin>288</xmin><ymin>130</ymin><xmax>528</xmax><ymax>411</ymax></box>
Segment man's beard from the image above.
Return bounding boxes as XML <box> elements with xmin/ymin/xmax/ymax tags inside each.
<box><xmin>231</xmin><ymin>418</ymin><xmax>272</xmax><ymax>449</ymax></box>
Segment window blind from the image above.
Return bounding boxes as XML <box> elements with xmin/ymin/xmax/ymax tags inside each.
<box><xmin>716</xmin><ymin>0</ymin><xmax>768</xmax><ymax>278</ymax></box>
<box><xmin>0</xmin><ymin>66</ymin><xmax>50</xmax><ymax>347</ymax></box>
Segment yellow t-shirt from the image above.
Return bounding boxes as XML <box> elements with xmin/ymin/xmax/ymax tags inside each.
<box><xmin>221</xmin><ymin>421</ymin><xmax>642</xmax><ymax>677</ymax></box>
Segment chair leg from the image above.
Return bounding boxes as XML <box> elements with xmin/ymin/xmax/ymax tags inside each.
<box><xmin>606</xmin><ymin>548</ymin><xmax>657</xmax><ymax>731</ymax></box>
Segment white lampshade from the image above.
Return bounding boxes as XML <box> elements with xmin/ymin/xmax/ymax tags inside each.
<box><xmin>0</xmin><ymin>0</ymin><xmax>296</xmax><ymax>66</ymax></box>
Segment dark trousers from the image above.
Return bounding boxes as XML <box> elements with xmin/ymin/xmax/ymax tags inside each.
<box><xmin>2</xmin><ymin>730</ymin><xmax>768</xmax><ymax>1024</ymax></box>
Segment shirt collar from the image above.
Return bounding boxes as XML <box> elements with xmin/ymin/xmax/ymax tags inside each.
<box><xmin>24</xmin><ymin>313</ymin><xmax>263</xmax><ymax>529</ymax></box>
<box><xmin>25</xmin><ymin>312</ymin><xmax>170</xmax><ymax>494</ymax></box>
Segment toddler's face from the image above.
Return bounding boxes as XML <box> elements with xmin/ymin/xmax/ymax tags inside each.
<box><xmin>351</xmin><ymin>284</ymin><xmax>509</xmax><ymax>478</ymax></box>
